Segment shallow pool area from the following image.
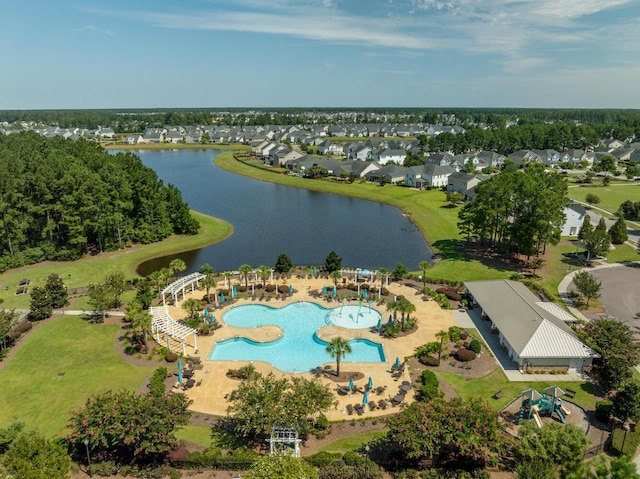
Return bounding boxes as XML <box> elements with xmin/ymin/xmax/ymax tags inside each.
<box><xmin>209</xmin><ymin>302</ymin><xmax>385</xmax><ymax>372</ymax></box>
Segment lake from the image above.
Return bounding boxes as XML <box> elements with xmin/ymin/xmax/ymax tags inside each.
<box><xmin>128</xmin><ymin>149</ymin><xmax>432</xmax><ymax>274</ymax></box>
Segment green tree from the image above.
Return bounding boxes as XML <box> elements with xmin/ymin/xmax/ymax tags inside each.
<box><xmin>418</xmin><ymin>260</ymin><xmax>431</xmax><ymax>288</ymax></box>
<box><xmin>599</xmin><ymin>154</ymin><xmax>617</xmax><ymax>176</ymax></box>
<box><xmin>0</xmin><ymin>310</ymin><xmax>16</xmax><ymax>351</ymax></box>
<box><xmin>66</xmin><ymin>390</ymin><xmax>191</xmax><ymax>463</ymax></box>
<box><xmin>392</xmin><ymin>262</ymin><xmax>408</xmax><ymax>280</ymax></box>
<box><xmin>245</xmin><ymin>453</ymin><xmax>318</xmax><ymax>479</ymax></box>
<box><xmin>396</xmin><ymin>298</ymin><xmax>416</xmax><ymax>332</ymax></box>
<box><xmin>586</xmin><ymin>455</ymin><xmax>640</xmax><ymax>479</ymax></box>
<box><xmin>134</xmin><ymin>278</ymin><xmax>155</xmax><ymax>309</ymax></box>
<box><xmin>87</xmin><ymin>282</ymin><xmax>113</xmax><ymax>321</ymax></box>
<box><xmin>329</xmin><ymin>270</ymin><xmax>342</xmax><ymax>287</ymax></box>
<box><xmin>200</xmin><ymin>275</ymin><xmax>216</xmax><ymax>303</ymax></box>
<box><xmin>44</xmin><ymin>273</ymin><xmax>69</xmax><ymax>309</ymax></box>
<box><xmin>515</xmin><ymin>421</ymin><xmax>587</xmax><ymax>477</ymax></box>
<box><xmin>435</xmin><ymin>329</ymin><xmax>450</xmax><ymax>364</ymax></box>
<box><xmin>126</xmin><ymin>299</ymin><xmax>152</xmax><ymax>352</ymax></box>
<box><xmin>28</xmin><ymin>285</ymin><xmax>52</xmax><ymax>321</ymax></box>
<box><xmin>582</xmin><ymin>217</ymin><xmax>611</xmax><ymax>261</ymax></box>
<box><xmin>581</xmin><ymin>317</ymin><xmax>640</xmax><ymax>393</ymax></box>
<box><xmin>445</xmin><ymin>191</ymin><xmax>464</xmax><ymax>207</ymax></box>
<box><xmin>612</xmin><ymin>381</ymin><xmax>640</xmax><ymax>424</ymax></box>
<box><xmin>182</xmin><ymin>298</ymin><xmax>201</xmax><ymax>319</ymax></box>
<box><xmin>258</xmin><ymin>265</ymin><xmax>271</xmax><ymax>287</ymax></box>
<box><xmin>239</xmin><ymin>263</ymin><xmax>253</xmax><ymax>288</ymax></box>
<box><xmin>3</xmin><ymin>431</ymin><xmax>70</xmax><ymax>479</ymax></box>
<box><xmin>609</xmin><ymin>216</ymin><xmax>628</xmax><ymax>244</ymax></box>
<box><xmin>325</xmin><ymin>337</ymin><xmax>352</xmax><ymax>377</ymax></box>
<box><xmin>578</xmin><ymin>215</ymin><xmax>593</xmax><ymax>241</ymax></box>
<box><xmin>274</xmin><ymin>253</ymin><xmax>293</xmax><ymax>273</ymax></box>
<box><xmin>227</xmin><ymin>372</ymin><xmax>335</xmax><ymax>438</ymax></box>
<box><xmin>105</xmin><ymin>271</ymin><xmax>126</xmax><ymax>308</ymax></box>
<box><xmin>585</xmin><ymin>193</ymin><xmax>601</xmax><ymax>206</ymax></box>
<box><xmin>324</xmin><ymin>251</ymin><xmax>342</xmax><ymax>273</ymax></box>
<box><xmin>199</xmin><ymin>263</ymin><xmax>216</xmax><ymax>278</ymax></box>
<box><xmin>572</xmin><ymin>271</ymin><xmax>602</xmax><ymax>307</ymax></box>
<box><xmin>386</xmin><ymin>397</ymin><xmax>509</xmax><ymax>469</ymax></box>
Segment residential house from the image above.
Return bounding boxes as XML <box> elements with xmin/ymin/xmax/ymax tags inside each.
<box><xmin>465</xmin><ymin>280</ymin><xmax>597</xmax><ymax>371</ymax></box>
<box><xmin>317</xmin><ymin>140</ymin><xmax>344</xmax><ymax>156</ymax></box>
<box><xmin>426</xmin><ymin>152</ymin><xmax>457</xmax><ymax>167</ymax></box>
<box><xmin>334</xmin><ymin>160</ymin><xmax>379</xmax><ymax>178</ymax></box>
<box><xmin>348</xmin><ymin>145</ymin><xmax>373</xmax><ymax>161</ymax></box>
<box><xmin>125</xmin><ymin>135</ymin><xmax>144</xmax><ymax>145</ymax></box>
<box><xmin>365</xmin><ymin>164</ymin><xmax>407</xmax><ymax>184</ymax></box>
<box><xmin>532</xmin><ymin>149</ymin><xmax>562</xmax><ymax>168</ymax></box>
<box><xmin>509</xmin><ymin>150</ymin><xmax>542</xmax><ymax>168</ymax></box>
<box><xmin>269</xmin><ymin>147</ymin><xmax>305</xmax><ymax>167</ymax></box>
<box><xmin>405</xmin><ymin>164</ymin><xmax>455</xmax><ymax>188</ymax></box>
<box><xmin>374</xmin><ymin>149</ymin><xmax>406</xmax><ymax>165</ymax></box>
<box><xmin>447</xmin><ymin>172</ymin><xmax>487</xmax><ymax>198</ymax></box>
<box><xmin>561</xmin><ymin>203</ymin><xmax>587</xmax><ymax>237</ymax></box>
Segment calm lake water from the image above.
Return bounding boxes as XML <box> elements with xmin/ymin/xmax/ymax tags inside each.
<box><xmin>126</xmin><ymin>149</ymin><xmax>432</xmax><ymax>274</ymax></box>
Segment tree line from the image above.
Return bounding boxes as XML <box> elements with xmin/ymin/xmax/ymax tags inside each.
<box><xmin>457</xmin><ymin>163</ymin><xmax>567</xmax><ymax>258</ymax></box>
<box><xmin>0</xmin><ymin>132</ymin><xmax>199</xmax><ymax>272</ymax></box>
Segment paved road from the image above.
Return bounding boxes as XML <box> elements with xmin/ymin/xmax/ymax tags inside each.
<box><xmin>587</xmin><ymin>264</ymin><xmax>640</xmax><ymax>327</ymax></box>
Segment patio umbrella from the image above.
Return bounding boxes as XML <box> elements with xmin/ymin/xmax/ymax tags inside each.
<box><xmin>313</xmin><ymin>266</ymin><xmax>317</xmax><ymax>276</ymax></box>
<box><xmin>332</xmin><ymin>286</ymin><xmax>337</xmax><ymax>296</ymax></box>
<box><xmin>232</xmin><ymin>286</ymin><xmax>237</xmax><ymax>297</ymax></box>
<box><xmin>177</xmin><ymin>370</ymin><xmax>183</xmax><ymax>384</ymax></box>
<box><xmin>289</xmin><ymin>284</ymin><xmax>293</xmax><ymax>293</ymax></box>
<box><xmin>177</xmin><ymin>358</ymin><xmax>184</xmax><ymax>372</ymax></box>
<box><xmin>376</xmin><ymin>318</ymin><xmax>382</xmax><ymax>330</ymax></box>
<box><xmin>362</xmin><ymin>391</ymin><xmax>369</xmax><ymax>406</ymax></box>
<box><xmin>363</xmin><ymin>289</ymin><xmax>368</xmax><ymax>299</ymax></box>
<box><xmin>367</xmin><ymin>376</ymin><xmax>373</xmax><ymax>390</ymax></box>
<box><xmin>349</xmin><ymin>376</ymin><xmax>355</xmax><ymax>391</ymax></box>
<box><xmin>220</xmin><ymin>293</ymin><xmax>225</xmax><ymax>303</ymax></box>
<box><xmin>388</xmin><ymin>315</ymin><xmax>393</xmax><ymax>325</ymax></box>
<box><xmin>361</xmin><ymin>269</ymin><xmax>371</xmax><ymax>277</ymax></box>
<box><xmin>203</xmin><ymin>308</ymin><xmax>209</xmax><ymax>318</ymax></box>
<box><xmin>210</xmin><ymin>314</ymin><xmax>216</xmax><ymax>324</ymax></box>
<box><xmin>322</xmin><ymin>285</ymin><xmax>327</xmax><ymax>294</ymax></box>
<box><xmin>394</xmin><ymin>357</ymin><xmax>401</xmax><ymax>369</ymax></box>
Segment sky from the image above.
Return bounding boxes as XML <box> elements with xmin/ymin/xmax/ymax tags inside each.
<box><xmin>2</xmin><ymin>0</ymin><xmax>640</xmax><ymax>109</ymax></box>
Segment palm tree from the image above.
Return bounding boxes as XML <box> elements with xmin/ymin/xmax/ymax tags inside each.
<box><xmin>199</xmin><ymin>263</ymin><xmax>216</xmax><ymax>278</ymax></box>
<box><xmin>160</xmin><ymin>267</ymin><xmax>172</xmax><ymax>287</ymax></box>
<box><xmin>386</xmin><ymin>299</ymin><xmax>400</xmax><ymax>324</ymax></box>
<box><xmin>330</xmin><ymin>270</ymin><xmax>342</xmax><ymax>287</ymax></box>
<box><xmin>170</xmin><ymin>259</ymin><xmax>187</xmax><ymax>277</ymax></box>
<box><xmin>258</xmin><ymin>265</ymin><xmax>271</xmax><ymax>287</ymax></box>
<box><xmin>201</xmin><ymin>276</ymin><xmax>216</xmax><ymax>303</ymax></box>
<box><xmin>147</xmin><ymin>270</ymin><xmax>163</xmax><ymax>294</ymax></box>
<box><xmin>435</xmin><ymin>329</ymin><xmax>450</xmax><ymax>365</ymax></box>
<box><xmin>182</xmin><ymin>298</ymin><xmax>201</xmax><ymax>319</ymax></box>
<box><xmin>378</xmin><ymin>267</ymin><xmax>390</xmax><ymax>290</ymax></box>
<box><xmin>126</xmin><ymin>300</ymin><xmax>151</xmax><ymax>352</ymax></box>
<box><xmin>239</xmin><ymin>264</ymin><xmax>253</xmax><ymax>288</ymax></box>
<box><xmin>326</xmin><ymin>337</ymin><xmax>352</xmax><ymax>377</ymax></box>
<box><xmin>418</xmin><ymin>260</ymin><xmax>431</xmax><ymax>289</ymax></box>
<box><xmin>397</xmin><ymin>298</ymin><xmax>416</xmax><ymax>332</ymax></box>
<box><xmin>219</xmin><ymin>271</ymin><xmax>232</xmax><ymax>289</ymax></box>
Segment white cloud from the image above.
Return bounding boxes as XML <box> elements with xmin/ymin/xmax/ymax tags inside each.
<box><xmin>78</xmin><ymin>24</ymin><xmax>116</xmax><ymax>37</ymax></box>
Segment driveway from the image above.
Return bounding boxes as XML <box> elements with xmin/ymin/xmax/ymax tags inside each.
<box><xmin>586</xmin><ymin>264</ymin><xmax>640</xmax><ymax>330</ymax></box>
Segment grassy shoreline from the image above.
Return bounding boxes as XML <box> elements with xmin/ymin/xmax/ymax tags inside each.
<box><xmin>104</xmin><ymin>142</ymin><xmax>250</xmax><ymax>151</ymax></box>
<box><xmin>0</xmin><ymin>211</ymin><xmax>233</xmax><ymax>309</ymax></box>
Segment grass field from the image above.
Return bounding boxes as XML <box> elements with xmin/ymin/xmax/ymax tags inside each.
<box><xmin>0</xmin><ymin>315</ymin><xmax>154</xmax><ymax>437</ymax></box>
<box><xmin>318</xmin><ymin>430</ymin><xmax>387</xmax><ymax>453</ymax></box>
<box><xmin>568</xmin><ymin>183</ymin><xmax>640</xmax><ymax>214</ymax></box>
<box><xmin>435</xmin><ymin>369</ymin><xmax>595</xmax><ymax>411</ymax></box>
<box><xmin>176</xmin><ymin>425</ymin><xmax>214</xmax><ymax>448</ymax></box>
<box><xmin>0</xmin><ymin>211</ymin><xmax>232</xmax><ymax>309</ymax></box>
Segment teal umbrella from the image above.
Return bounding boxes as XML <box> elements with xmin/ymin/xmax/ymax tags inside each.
<box><xmin>177</xmin><ymin>370</ymin><xmax>183</xmax><ymax>383</ymax></box>
<box><xmin>203</xmin><ymin>308</ymin><xmax>208</xmax><ymax>317</ymax></box>
<box><xmin>232</xmin><ymin>286</ymin><xmax>237</xmax><ymax>297</ymax></box>
<box><xmin>394</xmin><ymin>357</ymin><xmax>401</xmax><ymax>369</ymax></box>
<box><xmin>349</xmin><ymin>376</ymin><xmax>354</xmax><ymax>391</ymax></box>
<box><xmin>177</xmin><ymin>358</ymin><xmax>184</xmax><ymax>372</ymax></box>
<box><xmin>332</xmin><ymin>286</ymin><xmax>336</xmax><ymax>296</ymax></box>
<box><xmin>362</xmin><ymin>391</ymin><xmax>369</xmax><ymax>405</ymax></box>
<box><xmin>313</xmin><ymin>266</ymin><xmax>317</xmax><ymax>276</ymax></box>
<box><xmin>376</xmin><ymin>318</ymin><xmax>382</xmax><ymax>330</ymax></box>
<box><xmin>363</xmin><ymin>289</ymin><xmax>368</xmax><ymax>299</ymax></box>
<box><xmin>289</xmin><ymin>284</ymin><xmax>293</xmax><ymax>293</ymax></box>
<box><xmin>220</xmin><ymin>293</ymin><xmax>225</xmax><ymax>303</ymax></box>
<box><xmin>367</xmin><ymin>376</ymin><xmax>373</xmax><ymax>390</ymax></box>
<box><xmin>322</xmin><ymin>286</ymin><xmax>327</xmax><ymax>294</ymax></box>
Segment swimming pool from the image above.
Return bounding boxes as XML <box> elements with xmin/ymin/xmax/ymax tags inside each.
<box><xmin>209</xmin><ymin>302</ymin><xmax>385</xmax><ymax>372</ymax></box>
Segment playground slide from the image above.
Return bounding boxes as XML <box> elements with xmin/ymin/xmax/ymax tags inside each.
<box><xmin>561</xmin><ymin>405</ymin><xmax>571</xmax><ymax>415</ymax></box>
<box><xmin>532</xmin><ymin>411</ymin><xmax>543</xmax><ymax>428</ymax></box>
<box><xmin>556</xmin><ymin>407</ymin><xmax>566</xmax><ymax>423</ymax></box>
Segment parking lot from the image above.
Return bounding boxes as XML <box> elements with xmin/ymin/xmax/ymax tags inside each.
<box><xmin>588</xmin><ymin>264</ymin><xmax>640</xmax><ymax>331</ymax></box>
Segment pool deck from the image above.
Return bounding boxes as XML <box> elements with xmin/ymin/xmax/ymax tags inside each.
<box><xmin>163</xmin><ymin>277</ymin><xmax>456</xmax><ymax>421</ymax></box>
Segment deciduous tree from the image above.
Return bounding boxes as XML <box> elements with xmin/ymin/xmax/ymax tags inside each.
<box><xmin>3</xmin><ymin>430</ymin><xmax>70</xmax><ymax>479</ymax></box>
<box><xmin>572</xmin><ymin>271</ymin><xmax>602</xmax><ymax>307</ymax></box>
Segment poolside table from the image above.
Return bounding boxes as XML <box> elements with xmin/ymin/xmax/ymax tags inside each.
<box><xmin>392</xmin><ymin>394</ymin><xmax>405</xmax><ymax>404</ymax></box>
<box><xmin>182</xmin><ymin>369</ymin><xmax>194</xmax><ymax>379</ymax></box>
<box><xmin>400</xmin><ymin>383</ymin><xmax>412</xmax><ymax>392</ymax></box>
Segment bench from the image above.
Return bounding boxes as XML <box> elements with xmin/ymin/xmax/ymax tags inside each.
<box><xmin>564</xmin><ymin>388</ymin><xmax>576</xmax><ymax>399</ymax></box>
<box><xmin>493</xmin><ymin>390</ymin><xmax>504</xmax><ymax>399</ymax></box>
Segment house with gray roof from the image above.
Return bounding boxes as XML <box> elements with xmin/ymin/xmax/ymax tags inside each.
<box><xmin>561</xmin><ymin>203</ymin><xmax>587</xmax><ymax>237</ymax></box>
<box><xmin>405</xmin><ymin>164</ymin><xmax>455</xmax><ymax>188</ymax></box>
<box><xmin>334</xmin><ymin>160</ymin><xmax>379</xmax><ymax>178</ymax></box>
<box><xmin>365</xmin><ymin>164</ymin><xmax>407</xmax><ymax>184</ymax></box>
<box><xmin>374</xmin><ymin>149</ymin><xmax>406</xmax><ymax>165</ymax></box>
<box><xmin>465</xmin><ymin>280</ymin><xmax>597</xmax><ymax>371</ymax></box>
<box><xmin>447</xmin><ymin>172</ymin><xmax>486</xmax><ymax>197</ymax></box>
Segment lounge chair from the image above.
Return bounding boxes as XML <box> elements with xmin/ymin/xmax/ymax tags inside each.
<box><xmin>368</xmin><ymin>401</ymin><xmax>377</xmax><ymax>411</ymax></box>
<box><xmin>346</xmin><ymin>404</ymin><xmax>354</xmax><ymax>415</ymax></box>
<box><xmin>378</xmin><ymin>399</ymin><xmax>388</xmax><ymax>410</ymax></box>
<box><xmin>355</xmin><ymin>405</ymin><xmax>364</xmax><ymax>416</ymax></box>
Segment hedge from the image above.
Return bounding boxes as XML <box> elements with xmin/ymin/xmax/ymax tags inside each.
<box><xmin>468</xmin><ymin>339</ymin><xmax>482</xmax><ymax>354</ymax></box>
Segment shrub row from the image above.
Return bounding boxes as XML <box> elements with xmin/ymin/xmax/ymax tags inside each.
<box><xmin>420</xmin><ymin>369</ymin><xmax>440</xmax><ymax>401</ymax></box>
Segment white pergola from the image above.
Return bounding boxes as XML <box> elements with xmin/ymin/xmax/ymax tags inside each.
<box><xmin>267</xmin><ymin>426</ymin><xmax>301</xmax><ymax>457</ymax></box>
<box><xmin>150</xmin><ymin>306</ymin><xmax>198</xmax><ymax>355</ymax></box>
<box><xmin>161</xmin><ymin>272</ymin><xmax>205</xmax><ymax>306</ymax></box>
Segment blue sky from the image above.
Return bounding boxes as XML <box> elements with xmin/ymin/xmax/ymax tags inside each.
<box><xmin>2</xmin><ymin>0</ymin><xmax>639</xmax><ymax>109</ymax></box>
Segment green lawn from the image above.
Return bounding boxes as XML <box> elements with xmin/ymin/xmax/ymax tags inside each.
<box><xmin>606</xmin><ymin>244</ymin><xmax>640</xmax><ymax>263</ymax></box>
<box><xmin>435</xmin><ymin>369</ymin><xmax>595</xmax><ymax>411</ymax></box>
<box><xmin>0</xmin><ymin>211</ymin><xmax>232</xmax><ymax>309</ymax></box>
<box><xmin>0</xmin><ymin>315</ymin><xmax>154</xmax><ymax>437</ymax></box>
<box><xmin>176</xmin><ymin>425</ymin><xmax>214</xmax><ymax>448</ymax></box>
<box><xmin>318</xmin><ymin>430</ymin><xmax>388</xmax><ymax>453</ymax></box>
<box><xmin>568</xmin><ymin>184</ymin><xmax>640</xmax><ymax>214</ymax></box>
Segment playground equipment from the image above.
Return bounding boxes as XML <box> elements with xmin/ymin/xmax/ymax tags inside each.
<box><xmin>517</xmin><ymin>386</ymin><xmax>568</xmax><ymax>427</ymax></box>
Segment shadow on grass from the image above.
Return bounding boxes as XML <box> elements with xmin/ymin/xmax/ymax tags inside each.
<box><xmin>432</xmin><ymin>239</ymin><xmax>467</xmax><ymax>261</ymax></box>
